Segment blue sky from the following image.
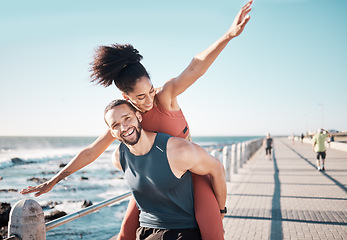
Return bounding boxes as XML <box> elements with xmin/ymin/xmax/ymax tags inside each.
<box><xmin>1</xmin><ymin>0</ymin><xmax>346</xmax><ymax>136</ymax></box>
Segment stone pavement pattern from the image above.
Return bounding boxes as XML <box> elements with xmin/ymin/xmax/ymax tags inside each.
<box><xmin>223</xmin><ymin>138</ymin><xmax>347</xmax><ymax>240</ymax></box>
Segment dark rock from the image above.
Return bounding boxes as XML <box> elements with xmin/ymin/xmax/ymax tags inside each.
<box><xmin>0</xmin><ymin>189</ymin><xmax>18</xmax><ymax>193</ymax></box>
<box><xmin>110</xmin><ymin>170</ymin><xmax>121</xmax><ymax>175</ymax></box>
<box><xmin>41</xmin><ymin>201</ymin><xmax>62</xmax><ymax>210</ymax></box>
<box><xmin>11</xmin><ymin>158</ymin><xmax>25</xmax><ymax>165</ymax></box>
<box><xmin>27</xmin><ymin>177</ymin><xmax>48</xmax><ymax>184</ymax></box>
<box><xmin>11</xmin><ymin>158</ymin><xmax>34</xmax><ymax>165</ymax></box>
<box><xmin>44</xmin><ymin>210</ymin><xmax>67</xmax><ymax>222</ymax></box>
<box><xmin>41</xmin><ymin>171</ymin><xmax>58</xmax><ymax>175</ymax></box>
<box><xmin>59</xmin><ymin>163</ymin><xmax>67</xmax><ymax>168</ymax></box>
<box><xmin>81</xmin><ymin>176</ymin><xmax>89</xmax><ymax>180</ymax></box>
<box><xmin>0</xmin><ymin>203</ymin><xmax>11</xmax><ymax>228</ymax></box>
<box><xmin>0</xmin><ymin>176</ymin><xmax>3</xmax><ymax>181</ymax></box>
<box><xmin>81</xmin><ymin>200</ymin><xmax>93</xmax><ymax>208</ymax></box>
<box><xmin>0</xmin><ymin>226</ymin><xmax>8</xmax><ymax>239</ymax></box>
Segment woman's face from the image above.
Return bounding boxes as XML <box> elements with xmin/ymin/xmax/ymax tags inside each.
<box><xmin>122</xmin><ymin>76</ymin><xmax>156</xmax><ymax>112</ymax></box>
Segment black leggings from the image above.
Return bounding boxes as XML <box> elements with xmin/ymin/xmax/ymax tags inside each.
<box><xmin>266</xmin><ymin>147</ymin><xmax>272</xmax><ymax>155</ymax></box>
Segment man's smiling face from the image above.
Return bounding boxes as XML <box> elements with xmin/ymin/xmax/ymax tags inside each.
<box><xmin>105</xmin><ymin>103</ymin><xmax>142</xmax><ymax>146</ymax></box>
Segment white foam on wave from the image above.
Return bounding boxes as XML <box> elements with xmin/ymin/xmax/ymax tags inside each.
<box><xmin>0</xmin><ymin>147</ymin><xmax>85</xmax><ymax>169</ymax></box>
<box><xmin>96</xmin><ymin>178</ymin><xmax>129</xmax><ymax>199</ymax></box>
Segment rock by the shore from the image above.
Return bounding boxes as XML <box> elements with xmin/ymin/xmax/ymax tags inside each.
<box><xmin>11</xmin><ymin>157</ymin><xmax>25</xmax><ymax>165</ymax></box>
<box><xmin>59</xmin><ymin>163</ymin><xmax>67</xmax><ymax>168</ymax></box>
<box><xmin>0</xmin><ymin>203</ymin><xmax>11</xmax><ymax>239</ymax></box>
<box><xmin>0</xmin><ymin>176</ymin><xmax>3</xmax><ymax>181</ymax></box>
<box><xmin>44</xmin><ymin>210</ymin><xmax>67</xmax><ymax>222</ymax></box>
<box><xmin>0</xmin><ymin>189</ymin><xmax>18</xmax><ymax>193</ymax></box>
<box><xmin>41</xmin><ymin>171</ymin><xmax>58</xmax><ymax>175</ymax></box>
<box><xmin>81</xmin><ymin>200</ymin><xmax>93</xmax><ymax>208</ymax></box>
<box><xmin>0</xmin><ymin>203</ymin><xmax>11</xmax><ymax>227</ymax></box>
<box><xmin>27</xmin><ymin>177</ymin><xmax>49</xmax><ymax>184</ymax></box>
<box><xmin>11</xmin><ymin>158</ymin><xmax>34</xmax><ymax>165</ymax></box>
<box><xmin>110</xmin><ymin>170</ymin><xmax>122</xmax><ymax>175</ymax></box>
<box><xmin>0</xmin><ymin>226</ymin><xmax>8</xmax><ymax>240</ymax></box>
<box><xmin>41</xmin><ymin>201</ymin><xmax>62</xmax><ymax>210</ymax></box>
<box><xmin>81</xmin><ymin>176</ymin><xmax>89</xmax><ymax>181</ymax></box>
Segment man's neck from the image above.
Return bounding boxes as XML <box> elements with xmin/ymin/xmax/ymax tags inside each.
<box><xmin>126</xmin><ymin>130</ymin><xmax>157</xmax><ymax>156</ymax></box>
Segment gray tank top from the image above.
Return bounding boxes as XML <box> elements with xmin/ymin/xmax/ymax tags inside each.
<box><xmin>119</xmin><ymin>132</ymin><xmax>197</xmax><ymax>229</ymax></box>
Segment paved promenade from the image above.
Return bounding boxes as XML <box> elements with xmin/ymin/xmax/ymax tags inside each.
<box><xmin>223</xmin><ymin>138</ymin><xmax>347</xmax><ymax>240</ymax></box>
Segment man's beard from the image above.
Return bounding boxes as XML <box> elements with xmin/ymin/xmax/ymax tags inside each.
<box><xmin>120</xmin><ymin>119</ymin><xmax>142</xmax><ymax>146</ymax></box>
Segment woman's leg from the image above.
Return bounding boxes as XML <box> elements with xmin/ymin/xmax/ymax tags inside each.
<box><xmin>117</xmin><ymin>196</ymin><xmax>140</xmax><ymax>240</ymax></box>
<box><xmin>192</xmin><ymin>174</ymin><xmax>224</xmax><ymax>240</ymax></box>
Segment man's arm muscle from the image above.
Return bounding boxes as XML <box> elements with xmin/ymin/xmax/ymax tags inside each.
<box><xmin>167</xmin><ymin>138</ymin><xmax>227</xmax><ymax>210</ymax></box>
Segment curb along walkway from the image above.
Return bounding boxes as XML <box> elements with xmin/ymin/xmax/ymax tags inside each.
<box><xmin>223</xmin><ymin>138</ymin><xmax>347</xmax><ymax>240</ymax></box>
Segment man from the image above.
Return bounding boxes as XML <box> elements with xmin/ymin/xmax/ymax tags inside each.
<box><xmin>312</xmin><ymin>128</ymin><xmax>330</xmax><ymax>171</ymax></box>
<box><xmin>263</xmin><ymin>133</ymin><xmax>273</xmax><ymax>160</ymax></box>
<box><xmin>105</xmin><ymin>99</ymin><xmax>226</xmax><ymax>240</ymax></box>
<box><xmin>301</xmin><ymin>133</ymin><xmax>304</xmax><ymax>143</ymax></box>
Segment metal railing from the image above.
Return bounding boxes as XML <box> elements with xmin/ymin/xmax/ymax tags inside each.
<box><xmin>4</xmin><ymin>235</ymin><xmax>20</xmax><ymax>240</ymax></box>
<box><xmin>6</xmin><ymin>192</ymin><xmax>131</xmax><ymax>240</ymax></box>
<box><xmin>46</xmin><ymin>191</ymin><xmax>132</xmax><ymax>231</ymax></box>
<box><xmin>211</xmin><ymin>138</ymin><xmax>263</xmax><ymax>181</ymax></box>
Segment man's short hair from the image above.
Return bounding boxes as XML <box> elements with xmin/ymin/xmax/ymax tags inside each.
<box><xmin>104</xmin><ymin>99</ymin><xmax>137</xmax><ymax>124</ymax></box>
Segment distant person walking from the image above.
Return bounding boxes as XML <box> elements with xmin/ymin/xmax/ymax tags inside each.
<box><xmin>263</xmin><ymin>133</ymin><xmax>273</xmax><ymax>160</ymax></box>
<box><xmin>312</xmin><ymin>128</ymin><xmax>330</xmax><ymax>171</ymax></box>
<box><xmin>327</xmin><ymin>134</ymin><xmax>335</xmax><ymax>147</ymax></box>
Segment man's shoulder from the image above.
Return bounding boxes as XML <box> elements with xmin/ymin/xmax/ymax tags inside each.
<box><xmin>167</xmin><ymin>136</ymin><xmax>190</xmax><ymax>148</ymax></box>
<box><xmin>167</xmin><ymin>137</ymin><xmax>194</xmax><ymax>158</ymax></box>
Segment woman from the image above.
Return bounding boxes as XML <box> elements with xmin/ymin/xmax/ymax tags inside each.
<box><xmin>21</xmin><ymin>1</ymin><xmax>252</xmax><ymax>239</ymax></box>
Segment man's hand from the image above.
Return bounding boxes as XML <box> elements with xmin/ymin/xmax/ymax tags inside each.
<box><xmin>227</xmin><ymin>0</ymin><xmax>253</xmax><ymax>38</ymax></box>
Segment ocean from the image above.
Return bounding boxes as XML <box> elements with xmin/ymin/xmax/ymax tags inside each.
<box><xmin>0</xmin><ymin>135</ymin><xmax>260</xmax><ymax>239</ymax></box>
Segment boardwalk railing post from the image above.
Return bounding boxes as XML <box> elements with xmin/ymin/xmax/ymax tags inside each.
<box><xmin>250</xmin><ymin>140</ymin><xmax>255</xmax><ymax>156</ymax></box>
<box><xmin>231</xmin><ymin>144</ymin><xmax>237</xmax><ymax>174</ymax></box>
<box><xmin>211</xmin><ymin>149</ymin><xmax>218</xmax><ymax>161</ymax></box>
<box><xmin>8</xmin><ymin>199</ymin><xmax>46</xmax><ymax>240</ymax></box>
<box><xmin>211</xmin><ymin>149</ymin><xmax>223</xmax><ymax>168</ymax></box>
<box><xmin>222</xmin><ymin>145</ymin><xmax>231</xmax><ymax>182</ymax></box>
<box><xmin>242</xmin><ymin>142</ymin><xmax>246</xmax><ymax>164</ymax></box>
<box><xmin>247</xmin><ymin>142</ymin><xmax>251</xmax><ymax>160</ymax></box>
<box><xmin>237</xmin><ymin>143</ymin><xmax>243</xmax><ymax>168</ymax></box>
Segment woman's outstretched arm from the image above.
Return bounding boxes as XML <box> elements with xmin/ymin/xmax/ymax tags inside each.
<box><xmin>20</xmin><ymin>130</ymin><xmax>116</xmax><ymax>197</ymax></box>
<box><xmin>158</xmin><ymin>0</ymin><xmax>253</xmax><ymax>108</ymax></box>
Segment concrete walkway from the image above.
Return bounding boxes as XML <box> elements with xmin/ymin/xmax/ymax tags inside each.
<box><xmin>223</xmin><ymin>138</ymin><xmax>347</xmax><ymax>240</ymax></box>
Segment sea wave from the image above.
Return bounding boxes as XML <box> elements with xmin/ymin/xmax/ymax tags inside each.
<box><xmin>0</xmin><ymin>147</ymin><xmax>79</xmax><ymax>169</ymax></box>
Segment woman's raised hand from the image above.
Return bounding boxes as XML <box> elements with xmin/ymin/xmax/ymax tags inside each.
<box><xmin>227</xmin><ymin>0</ymin><xmax>253</xmax><ymax>38</ymax></box>
<box><xmin>20</xmin><ymin>180</ymin><xmax>55</xmax><ymax>197</ymax></box>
